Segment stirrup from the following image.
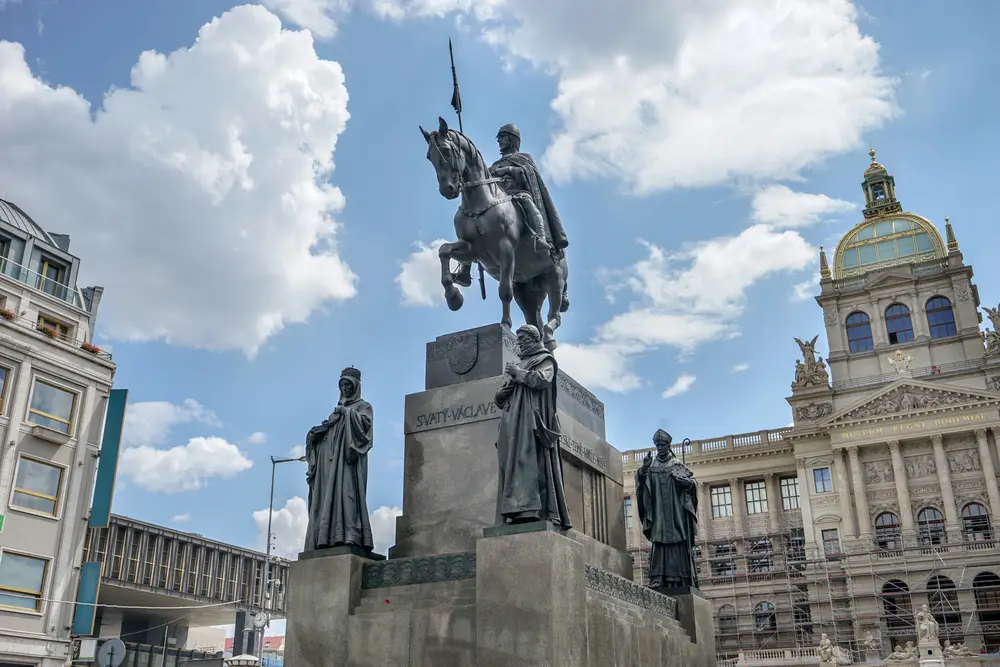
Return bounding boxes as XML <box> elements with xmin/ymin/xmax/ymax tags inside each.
<box><xmin>452</xmin><ymin>269</ymin><xmax>473</xmax><ymax>287</ymax></box>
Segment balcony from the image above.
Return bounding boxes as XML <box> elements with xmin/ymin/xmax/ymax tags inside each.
<box><xmin>832</xmin><ymin>358</ymin><xmax>985</xmax><ymax>390</ymax></box>
<box><xmin>0</xmin><ymin>256</ymin><xmax>82</xmax><ymax>308</ymax></box>
<box><xmin>0</xmin><ymin>311</ymin><xmax>112</xmax><ymax>360</ymax></box>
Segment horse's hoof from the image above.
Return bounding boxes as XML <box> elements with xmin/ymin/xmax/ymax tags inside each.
<box><xmin>446</xmin><ymin>290</ymin><xmax>464</xmax><ymax>311</ymax></box>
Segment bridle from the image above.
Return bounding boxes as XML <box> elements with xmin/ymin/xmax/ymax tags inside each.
<box><xmin>429</xmin><ymin>131</ymin><xmax>509</xmax><ymax>224</ymax></box>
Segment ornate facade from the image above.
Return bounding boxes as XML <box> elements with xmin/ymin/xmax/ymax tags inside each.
<box><xmin>622</xmin><ymin>152</ymin><xmax>1000</xmax><ymax>663</ymax></box>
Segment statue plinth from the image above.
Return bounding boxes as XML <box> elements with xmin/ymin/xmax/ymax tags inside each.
<box><xmin>284</xmin><ymin>324</ymin><xmax>717</xmax><ymax>667</ymax></box>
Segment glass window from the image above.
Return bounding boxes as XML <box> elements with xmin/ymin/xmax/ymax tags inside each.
<box><xmin>11</xmin><ymin>457</ymin><xmax>62</xmax><ymax>516</ymax></box>
<box><xmin>744</xmin><ymin>481</ymin><xmax>768</xmax><ymax>515</ymax></box>
<box><xmin>822</xmin><ymin>528</ymin><xmax>841</xmax><ymax>555</ymax></box>
<box><xmin>711</xmin><ymin>543</ymin><xmax>736</xmax><ymax>577</ymax></box>
<box><xmin>842</xmin><ymin>248</ymin><xmax>859</xmax><ymax>268</ymax></box>
<box><xmin>896</xmin><ymin>235</ymin><xmax>916</xmax><ymax>256</ymax></box>
<box><xmin>857</xmin><ymin>225</ymin><xmax>875</xmax><ymax>241</ymax></box>
<box><xmin>876</xmin><ymin>239</ymin><xmax>895</xmax><ymax>260</ymax></box>
<box><xmin>875</xmin><ymin>512</ymin><xmax>902</xmax><ymax>550</ymax></box>
<box><xmin>0</xmin><ymin>366</ymin><xmax>9</xmax><ymax>413</ymax></box>
<box><xmin>624</xmin><ymin>497</ymin><xmax>633</xmax><ymax>530</ymax></box>
<box><xmin>885</xmin><ymin>303</ymin><xmax>915</xmax><ymax>345</ymax></box>
<box><xmin>36</xmin><ymin>315</ymin><xmax>69</xmax><ymax>339</ymax></box>
<box><xmin>711</xmin><ymin>485</ymin><xmax>733</xmax><ymax>519</ymax></box>
<box><xmin>27</xmin><ymin>379</ymin><xmax>76</xmax><ymax>434</ymax></box>
<box><xmin>962</xmin><ymin>502</ymin><xmax>992</xmax><ymax>541</ymax></box>
<box><xmin>874</xmin><ymin>220</ymin><xmax>893</xmax><ymax>237</ymax></box>
<box><xmin>747</xmin><ymin>538</ymin><xmax>773</xmax><ymax>573</ymax></box>
<box><xmin>859</xmin><ymin>244</ymin><xmax>877</xmax><ymax>265</ymax></box>
<box><xmin>754</xmin><ymin>602</ymin><xmax>776</xmax><ymax>631</ymax></box>
<box><xmin>915</xmin><ymin>233</ymin><xmax>933</xmax><ymax>253</ymax></box>
<box><xmin>927</xmin><ymin>296</ymin><xmax>957</xmax><ymax>339</ymax></box>
<box><xmin>813</xmin><ymin>467</ymin><xmax>832</xmax><ymax>493</ymax></box>
<box><xmin>0</xmin><ymin>551</ymin><xmax>48</xmax><ymax>611</ymax></box>
<box><xmin>894</xmin><ymin>219</ymin><xmax>912</xmax><ymax>232</ymax></box>
<box><xmin>780</xmin><ymin>476</ymin><xmax>800</xmax><ymax>510</ymax></box>
<box><xmin>917</xmin><ymin>507</ymin><xmax>946</xmax><ymax>546</ymax></box>
<box><xmin>846</xmin><ymin>312</ymin><xmax>874</xmax><ymax>353</ymax></box>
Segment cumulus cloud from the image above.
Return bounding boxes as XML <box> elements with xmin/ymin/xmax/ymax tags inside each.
<box><xmin>730</xmin><ymin>363</ymin><xmax>749</xmax><ymax>373</ymax></box>
<box><xmin>119</xmin><ymin>436</ymin><xmax>254</xmax><ymax>493</ymax></box>
<box><xmin>123</xmin><ymin>399</ymin><xmax>221</xmax><ymax>448</ymax></box>
<box><xmin>396</xmin><ymin>238</ymin><xmax>450</xmax><ymax>307</ymax></box>
<box><xmin>0</xmin><ymin>5</ymin><xmax>356</xmax><ymax>354</ymax></box>
<box><xmin>365</xmin><ymin>0</ymin><xmax>897</xmax><ymax>194</ymax></box>
<box><xmin>260</xmin><ymin>0</ymin><xmax>353</xmax><ymax>38</ymax></box>
<box><xmin>662</xmin><ymin>374</ymin><xmax>696</xmax><ymax>399</ymax></box>
<box><xmin>170</xmin><ymin>513</ymin><xmax>190</xmax><ymax>523</ymax></box>
<box><xmin>791</xmin><ymin>280</ymin><xmax>816</xmax><ymax>301</ymax></box>
<box><xmin>559</xmin><ymin>227</ymin><xmax>813</xmax><ymax>391</ymax></box>
<box><xmin>288</xmin><ymin>444</ymin><xmax>306</xmax><ymax>459</ymax></box>
<box><xmin>751</xmin><ymin>185</ymin><xmax>856</xmax><ymax>229</ymax></box>
<box><xmin>370</xmin><ymin>506</ymin><xmax>402</xmax><ymax>556</ymax></box>
<box><xmin>247</xmin><ymin>431</ymin><xmax>268</xmax><ymax>445</ymax></box>
<box><xmin>252</xmin><ymin>499</ymin><xmax>401</xmax><ymax>558</ymax></box>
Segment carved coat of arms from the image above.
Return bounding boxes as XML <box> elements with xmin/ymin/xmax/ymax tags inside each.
<box><xmin>446</xmin><ymin>331</ymin><xmax>479</xmax><ymax>374</ymax></box>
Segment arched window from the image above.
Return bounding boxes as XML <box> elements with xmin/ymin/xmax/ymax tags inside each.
<box><xmin>962</xmin><ymin>503</ymin><xmax>993</xmax><ymax>542</ymax></box>
<box><xmin>917</xmin><ymin>507</ymin><xmax>946</xmax><ymax>546</ymax></box>
<box><xmin>881</xmin><ymin>580</ymin><xmax>914</xmax><ymax>631</ymax></box>
<box><xmin>974</xmin><ymin>572</ymin><xmax>1000</xmax><ymax>652</ymax></box>
<box><xmin>875</xmin><ymin>512</ymin><xmax>902</xmax><ymax>551</ymax></box>
<box><xmin>885</xmin><ymin>303</ymin><xmax>915</xmax><ymax>345</ymax></box>
<box><xmin>846</xmin><ymin>312</ymin><xmax>874</xmax><ymax>353</ymax></box>
<box><xmin>927</xmin><ymin>296</ymin><xmax>958</xmax><ymax>339</ymax></box>
<box><xmin>927</xmin><ymin>575</ymin><xmax>961</xmax><ymax>637</ymax></box>
<box><xmin>717</xmin><ymin>604</ymin><xmax>738</xmax><ymax>637</ymax></box>
<box><xmin>754</xmin><ymin>601</ymin><xmax>776</xmax><ymax>632</ymax></box>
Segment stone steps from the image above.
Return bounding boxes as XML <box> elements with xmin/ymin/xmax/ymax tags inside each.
<box><xmin>353</xmin><ymin>578</ymin><xmax>477</xmax><ymax>615</ymax></box>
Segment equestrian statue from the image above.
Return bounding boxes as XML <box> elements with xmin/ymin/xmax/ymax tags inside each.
<box><xmin>420</xmin><ymin>117</ymin><xmax>569</xmax><ymax>349</ymax></box>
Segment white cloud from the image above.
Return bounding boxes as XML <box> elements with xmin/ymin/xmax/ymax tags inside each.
<box><xmin>0</xmin><ymin>5</ymin><xmax>356</xmax><ymax>354</ymax></box>
<box><xmin>396</xmin><ymin>238</ymin><xmax>450</xmax><ymax>307</ymax></box>
<box><xmin>122</xmin><ymin>399</ymin><xmax>221</xmax><ymax>448</ymax></box>
<box><xmin>260</xmin><ymin>0</ymin><xmax>352</xmax><ymax>38</ymax></box>
<box><xmin>288</xmin><ymin>444</ymin><xmax>306</xmax><ymax>459</ymax></box>
<box><xmin>662</xmin><ymin>374</ymin><xmax>696</xmax><ymax>399</ymax></box>
<box><xmin>562</xmin><ymin>227</ymin><xmax>813</xmax><ymax>391</ymax></box>
<box><xmin>751</xmin><ymin>185</ymin><xmax>855</xmax><ymax>229</ymax></box>
<box><xmin>369</xmin><ymin>0</ymin><xmax>898</xmax><ymax>194</ymax></box>
<box><xmin>791</xmin><ymin>280</ymin><xmax>815</xmax><ymax>301</ymax></box>
<box><xmin>730</xmin><ymin>362</ymin><xmax>749</xmax><ymax>373</ymax></box>
<box><xmin>119</xmin><ymin>436</ymin><xmax>254</xmax><ymax>493</ymax></box>
<box><xmin>370</xmin><ymin>506</ymin><xmax>402</xmax><ymax>556</ymax></box>
<box><xmin>254</xmin><ymin>496</ymin><xmax>309</xmax><ymax>558</ymax></box>
<box><xmin>171</xmin><ymin>513</ymin><xmax>190</xmax><ymax>523</ymax></box>
<box><xmin>252</xmin><ymin>499</ymin><xmax>401</xmax><ymax>558</ymax></box>
<box><xmin>247</xmin><ymin>431</ymin><xmax>268</xmax><ymax>445</ymax></box>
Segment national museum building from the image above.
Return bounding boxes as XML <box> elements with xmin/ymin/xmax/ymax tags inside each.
<box><xmin>621</xmin><ymin>151</ymin><xmax>1000</xmax><ymax>663</ymax></box>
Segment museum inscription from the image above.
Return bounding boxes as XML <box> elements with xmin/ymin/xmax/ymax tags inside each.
<box><xmin>835</xmin><ymin>412</ymin><xmax>989</xmax><ymax>441</ymax></box>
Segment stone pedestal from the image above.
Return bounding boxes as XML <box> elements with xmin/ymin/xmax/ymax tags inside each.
<box><xmin>918</xmin><ymin>638</ymin><xmax>945</xmax><ymax>666</ymax></box>
<box><xmin>283</xmin><ymin>325</ymin><xmax>717</xmax><ymax>667</ymax></box>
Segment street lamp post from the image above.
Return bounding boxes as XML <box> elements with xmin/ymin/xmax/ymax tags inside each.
<box><xmin>258</xmin><ymin>455</ymin><xmax>306</xmax><ymax>665</ymax></box>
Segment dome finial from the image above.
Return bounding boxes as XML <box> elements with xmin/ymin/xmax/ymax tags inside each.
<box><xmin>945</xmin><ymin>216</ymin><xmax>959</xmax><ymax>253</ymax></box>
<box><xmin>869</xmin><ymin>147</ymin><xmax>877</xmax><ymax>163</ymax></box>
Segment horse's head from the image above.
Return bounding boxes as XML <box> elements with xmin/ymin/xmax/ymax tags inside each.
<box><xmin>420</xmin><ymin>116</ymin><xmax>465</xmax><ymax>200</ymax></box>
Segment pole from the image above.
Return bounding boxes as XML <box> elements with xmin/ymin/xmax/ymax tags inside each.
<box><xmin>160</xmin><ymin>623</ymin><xmax>170</xmax><ymax>667</ymax></box>
<box><xmin>449</xmin><ymin>38</ymin><xmax>463</xmax><ymax>134</ymax></box>
<box><xmin>258</xmin><ymin>457</ymin><xmax>277</xmax><ymax>664</ymax></box>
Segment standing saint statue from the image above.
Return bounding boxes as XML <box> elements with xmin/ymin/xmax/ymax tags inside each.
<box><xmin>493</xmin><ymin>324</ymin><xmax>572</xmax><ymax>528</ymax></box>
<box><xmin>303</xmin><ymin>367</ymin><xmax>375</xmax><ymax>552</ymax></box>
<box><xmin>635</xmin><ymin>430</ymin><xmax>699</xmax><ymax>589</ymax></box>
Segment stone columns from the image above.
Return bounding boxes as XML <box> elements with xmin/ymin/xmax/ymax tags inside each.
<box><xmin>887</xmin><ymin>440</ymin><xmax>915</xmax><ymax>532</ymax></box>
<box><xmin>697</xmin><ymin>482</ymin><xmax>710</xmax><ymax>542</ymax></box>
<box><xmin>846</xmin><ymin>446</ymin><xmax>870</xmax><ymax>538</ymax></box>
<box><xmin>795</xmin><ymin>459</ymin><xmax>815</xmax><ymax>547</ymax></box>
<box><xmin>931</xmin><ymin>434</ymin><xmax>960</xmax><ymax>534</ymax></box>
<box><xmin>832</xmin><ymin>449</ymin><xmax>857</xmax><ymax>538</ymax></box>
<box><xmin>729</xmin><ymin>477</ymin><xmax>743</xmax><ymax>536</ymax></box>
<box><xmin>974</xmin><ymin>428</ymin><xmax>1000</xmax><ymax>521</ymax></box>
<box><xmin>764</xmin><ymin>473</ymin><xmax>781</xmax><ymax>534</ymax></box>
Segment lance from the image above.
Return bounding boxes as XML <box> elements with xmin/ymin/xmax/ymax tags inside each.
<box><xmin>449</xmin><ymin>38</ymin><xmax>486</xmax><ymax>299</ymax></box>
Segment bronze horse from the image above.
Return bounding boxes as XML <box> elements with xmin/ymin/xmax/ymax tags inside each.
<box><xmin>420</xmin><ymin>117</ymin><xmax>569</xmax><ymax>349</ymax></box>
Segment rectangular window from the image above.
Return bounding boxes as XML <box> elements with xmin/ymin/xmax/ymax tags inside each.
<box><xmin>624</xmin><ymin>497</ymin><xmax>633</xmax><ymax>530</ymax></box>
<box><xmin>780</xmin><ymin>476</ymin><xmax>800</xmax><ymax>510</ymax></box>
<box><xmin>10</xmin><ymin>456</ymin><xmax>63</xmax><ymax>516</ymax></box>
<box><xmin>813</xmin><ymin>467</ymin><xmax>833</xmax><ymax>493</ymax></box>
<box><xmin>27</xmin><ymin>378</ymin><xmax>76</xmax><ymax>434</ymax></box>
<box><xmin>37</xmin><ymin>258</ymin><xmax>66</xmax><ymax>298</ymax></box>
<box><xmin>744</xmin><ymin>480</ymin><xmax>768</xmax><ymax>515</ymax></box>
<box><xmin>36</xmin><ymin>315</ymin><xmax>70</xmax><ymax>339</ymax></box>
<box><xmin>0</xmin><ymin>366</ymin><xmax>10</xmax><ymax>414</ymax></box>
<box><xmin>0</xmin><ymin>551</ymin><xmax>48</xmax><ymax>612</ymax></box>
<box><xmin>822</xmin><ymin>528</ymin><xmax>841</xmax><ymax>555</ymax></box>
<box><xmin>711</xmin><ymin>485</ymin><xmax>733</xmax><ymax>519</ymax></box>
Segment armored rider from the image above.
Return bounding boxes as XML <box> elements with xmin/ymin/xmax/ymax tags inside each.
<box><xmin>452</xmin><ymin>124</ymin><xmax>569</xmax><ymax>287</ymax></box>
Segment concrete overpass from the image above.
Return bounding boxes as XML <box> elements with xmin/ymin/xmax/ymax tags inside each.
<box><xmin>80</xmin><ymin>514</ymin><xmax>291</xmax><ymax>648</ymax></box>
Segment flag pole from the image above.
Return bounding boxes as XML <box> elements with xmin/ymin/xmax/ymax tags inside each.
<box><xmin>449</xmin><ymin>38</ymin><xmax>464</xmax><ymax>134</ymax></box>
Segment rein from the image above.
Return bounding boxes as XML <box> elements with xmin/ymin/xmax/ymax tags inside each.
<box><xmin>430</xmin><ymin>131</ymin><xmax>511</xmax><ymax>226</ymax></box>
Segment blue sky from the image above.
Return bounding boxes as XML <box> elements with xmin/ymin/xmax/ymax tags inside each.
<box><xmin>1</xmin><ymin>0</ymin><xmax>999</xmax><ymax>597</ymax></box>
